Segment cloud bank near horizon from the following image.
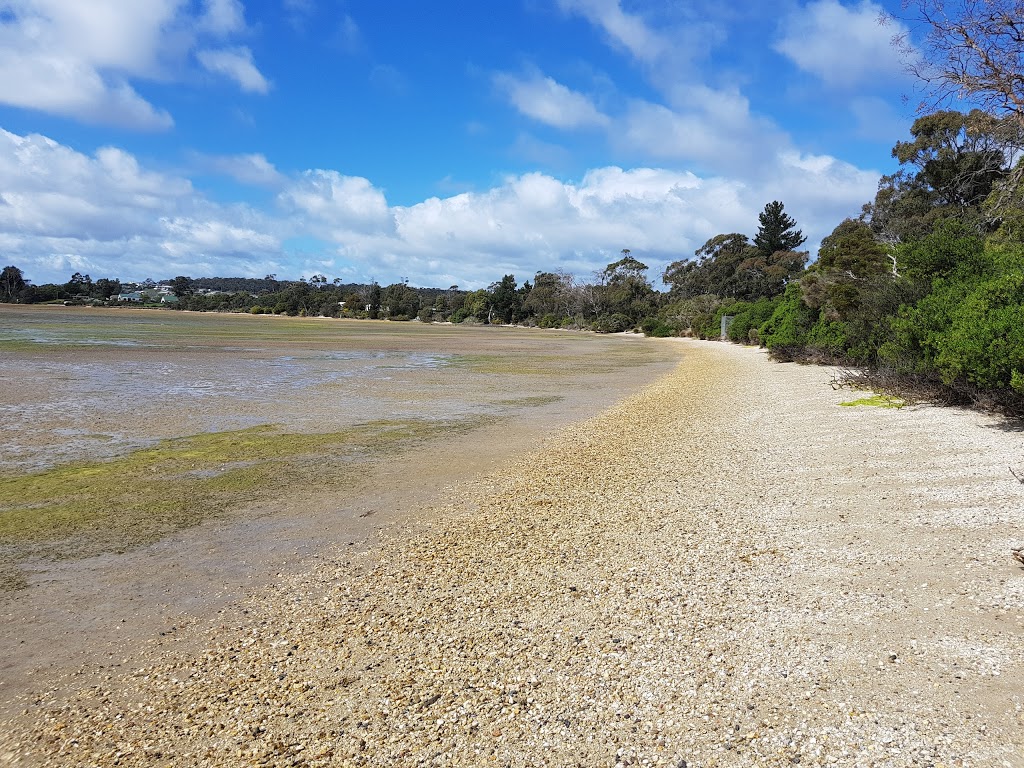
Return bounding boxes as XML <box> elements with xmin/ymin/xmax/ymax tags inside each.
<box><xmin>0</xmin><ymin>127</ymin><xmax>878</xmax><ymax>288</ymax></box>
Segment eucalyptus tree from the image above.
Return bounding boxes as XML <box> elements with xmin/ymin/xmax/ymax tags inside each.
<box><xmin>891</xmin><ymin>1</ymin><xmax>1024</xmax><ymax>207</ymax></box>
<box><xmin>594</xmin><ymin>254</ymin><xmax>657</xmax><ymax>323</ymax></box>
<box><xmin>0</xmin><ymin>265</ymin><xmax>25</xmax><ymax>302</ymax></box>
<box><xmin>864</xmin><ymin>110</ymin><xmax>1023</xmax><ymax>241</ymax></box>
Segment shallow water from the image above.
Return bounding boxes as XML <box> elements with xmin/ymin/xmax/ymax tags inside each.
<box><xmin>0</xmin><ymin>306</ymin><xmax>680</xmax><ymax>474</ymax></box>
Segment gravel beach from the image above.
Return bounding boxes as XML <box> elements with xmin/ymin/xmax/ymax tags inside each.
<box><xmin>2</xmin><ymin>340</ymin><xmax>1022</xmax><ymax>767</ymax></box>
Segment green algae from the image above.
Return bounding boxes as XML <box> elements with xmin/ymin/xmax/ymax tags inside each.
<box><xmin>0</xmin><ymin>418</ymin><xmax>484</xmax><ymax>588</ymax></box>
<box><xmin>840</xmin><ymin>394</ymin><xmax>905</xmax><ymax>409</ymax></box>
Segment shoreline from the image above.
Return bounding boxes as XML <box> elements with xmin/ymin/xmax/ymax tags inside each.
<box><xmin>0</xmin><ymin>329</ymin><xmax>682</xmax><ymax>723</ymax></box>
<box><xmin>2</xmin><ymin>340</ymin><xmax>1022</xmax><ymax>766</ymax></box>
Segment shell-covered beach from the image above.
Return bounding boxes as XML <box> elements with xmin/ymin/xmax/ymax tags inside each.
<box><xmin>2</xmin><ymin>332</ymin><xmax>1021</xmax><ymax>767</ymax></box>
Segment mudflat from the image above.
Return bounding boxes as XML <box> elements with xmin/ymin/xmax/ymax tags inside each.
<box><xmin>0</xmin><ymin>305</ymin><xmax>683</xmax><ymax>722</ymax></box>
<box><xmin>2</xmin><ymin>318</ymin><xmax>1023</xmax><ymax>766</ymax></box>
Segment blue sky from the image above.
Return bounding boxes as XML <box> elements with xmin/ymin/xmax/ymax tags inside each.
<box><xmin>0</xmin><ymin>0</ymin><xmax>925</xmax><ymax>288</ymax></box>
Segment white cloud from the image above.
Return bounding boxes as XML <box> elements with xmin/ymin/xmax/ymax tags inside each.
<box><xmin>0</xmin><ymin>128</ymin><xmax>282</xmax><ymax>281</ymax></box>
<box><xmin>278</xmin><ymin>170</ymin><xmax>395</xmax><ymax>236</ymax></box>
<box><xmin>0</xmin><ymin>0</ymin><xmax>266</xmax><ymax>128</ymax></box>
<box><xmin>197</xmin><ymin>47</ymin><xmax>270</xmax><ymax>93</ymax></box>
<box><xmin>555</xmin><ymin>0</ymin><xmax>668</xmax><ymax>65</ymax></box>
<box><xmin>200</xmin><ymin>0</ymin><xmax>245</xmax><ymax>35</ymax></box>
<box><xmin>0</xmin><ymin>0</ymin><xmax>181</xmax><ymax>128</ymax></box>
<box><xmin>617</xmin><ymin>87</ymin><xmax>788</xmax><ymax>177</ymax></box>
<box><xmin>195</xmin><ymin>152</ymin><xmax>286</xmax><ymax>187</ymax></box>
<box><xmin>775</xmin><ymin>0</ymin><xmax>908</xmax><ymax>88</ymax></box>
<box><xmin>0</xmin><ymin>49</ymin><xmax>174</xmax><ymax>129</ymax></box>
<box><xmin>770</xmin><ymin>150</ymin><xmax>879</xmax><ymax>219</ymax></box>
<box><xmin>160</xmin><ymin>217</ymin><xmax>278</xmax><ymax>258</ymax></box>
<box><xmin>1</xmin><ymin>128</ymin><xmax>878</xmax><ymax>289</ymax></box>
<box><xmin>495</xmin><ymin>72</ymin><xmax>609</xmax><ymax>129</ymax></box>
<box><xmin>375</xmin><ymin>159</ymin><xmax>874</xmax><ymax>285</ymax></box>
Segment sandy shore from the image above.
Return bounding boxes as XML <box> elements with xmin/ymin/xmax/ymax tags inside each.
<box><xmin>2</xmin><ymin>340</ymin><xmax>1022</xmax><ymax>767</ymax></box>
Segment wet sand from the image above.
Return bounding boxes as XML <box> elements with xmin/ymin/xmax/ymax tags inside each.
<box><xmin>0</xmin><ymin>306</ymin><xmax>682</xmax><ymax>721</ymax></box>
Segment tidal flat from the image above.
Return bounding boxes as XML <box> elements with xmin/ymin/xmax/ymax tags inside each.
<box><xmin>0</xmin><ymin>305</ymin><xmax>681</xmax><ymax>575</ymax></box>
<box><xmin>0</xmin><ymin>305</ymin><xmax>683</xmax><ymax>707</ymax></box>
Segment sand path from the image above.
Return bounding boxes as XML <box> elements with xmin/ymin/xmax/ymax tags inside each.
<box><xmin>2</xmin><ymin>340</ymin><xmax>1022</xmax><ymax>767</ymax></box>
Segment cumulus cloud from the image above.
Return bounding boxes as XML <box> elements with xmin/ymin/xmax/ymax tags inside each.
<box><xmin>0</xmin><ymin>128</ymin><xmax>282</xmax><ymax>280</ymax></box>
<box><xmin>278</xmin><ymin>170</ymin><xmax>395</xmax><ymax>236</ymax></box>
<box><xmin>775</xmin><ymin>0</ymin><xmax>908</xmax><ymax>88</ymax></box>
<box><xmin>1</xmin><ymin>128</ymin><xmax>878</xmax><ymax>289</ymax></box>
<box><xmin>495</xmin><ymin>72</ymin><xmax>609</xmax><ymax>129</ymax></box>
<box><xmin>375</xmin><ymin>158</ymin><xmax>875</xmax><ymax>285</ymax></box>
<box><xmin>160</xmin><ymin>217</ymin><xmax>278</xmax><ymax>258</ymax></box>
<box><xmin>0</xmin><ymin>0</ymin><xmax>267</xmax><ymax>128</ymax></box>
<box><xmin>0</xmin><ymin>0</ymin><xmax>181</xmax><ymax>128</ymax></box>
<box><xmin>197</xmin><ymin>47</ymin><xmax>270</xmax><ymax>93</ymax></box>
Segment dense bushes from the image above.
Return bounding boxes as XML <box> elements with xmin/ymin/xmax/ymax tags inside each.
<box><xmin>591</xmin><ymin>314</ymin><xmax>633</xmax><ymax>334</ymax></box>
<box><xmin>742</xmin><ymin>215</ymin><xmax>1024</xmax><ymax>414</ymax></box>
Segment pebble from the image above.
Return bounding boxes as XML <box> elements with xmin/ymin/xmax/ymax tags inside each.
<box><xmin>1</xmin><ymin>342</ymin><xmax>1022</xmax><ymax>767</ymax></box>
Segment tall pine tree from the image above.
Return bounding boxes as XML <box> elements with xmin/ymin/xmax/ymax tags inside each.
<box><xmin>754</xmin><ymin>201</ymin><xmax>805</xmax><ymax>257</ymax></box>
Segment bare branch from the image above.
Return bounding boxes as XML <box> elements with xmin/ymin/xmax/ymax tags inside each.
<box><xmin>896</xmin><ymin>1</ymin><xmax>1024</xmax><ymax>123</ymax></box>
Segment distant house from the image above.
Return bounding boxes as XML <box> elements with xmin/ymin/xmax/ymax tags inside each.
<box><xmin>116</xmin><ymin>292</ymin><xmax>143</xmax><ymax>302</ymax></box>
<box><xmin>160</xmin><ymin>294</ymin><xmax>179</xmax><ymax>304</ymax></box>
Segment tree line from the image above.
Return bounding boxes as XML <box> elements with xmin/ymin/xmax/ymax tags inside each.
<box><xmin>0</xmin><ymin>197</ymin><xmax>802</xmax><ymax>332</ymax></box>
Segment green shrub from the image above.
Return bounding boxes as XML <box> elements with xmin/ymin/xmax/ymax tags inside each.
<box><xmin>726</xmin><ymin>297</ymin><xmax>779</xmax><ymax>343</ymax></box>
<box><xmin>539</xmin><ymin>313</ymin><xmax>562</xmax><ymax>328</ymax></box>
<box><xmin>933</xmin><ymin>268</ymin><xmax>1024</xmax><ymax>390</ymax></box>
<box><xmin>805</xmin><ymin>317</ymin><xmax>847</xmax><ymax>357</ymax></box>
<box><xmin>591</xmin><ymin>314</ymin><xmax>632</xmax><ymax>333</ymax></box>
<box><xmin>761</xmin><ymin>284</ymin><xmax>817</xmax><ymax>359</ymax></box>
<box><xmin>638</xmin><ymin>317</ymin><xmax>659</xmax><ymax>335</ymax></box>
<box><xmin>639</xmin><ymin>316</ymin><xmax>675</xmax><ymax>337</ymax></box>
